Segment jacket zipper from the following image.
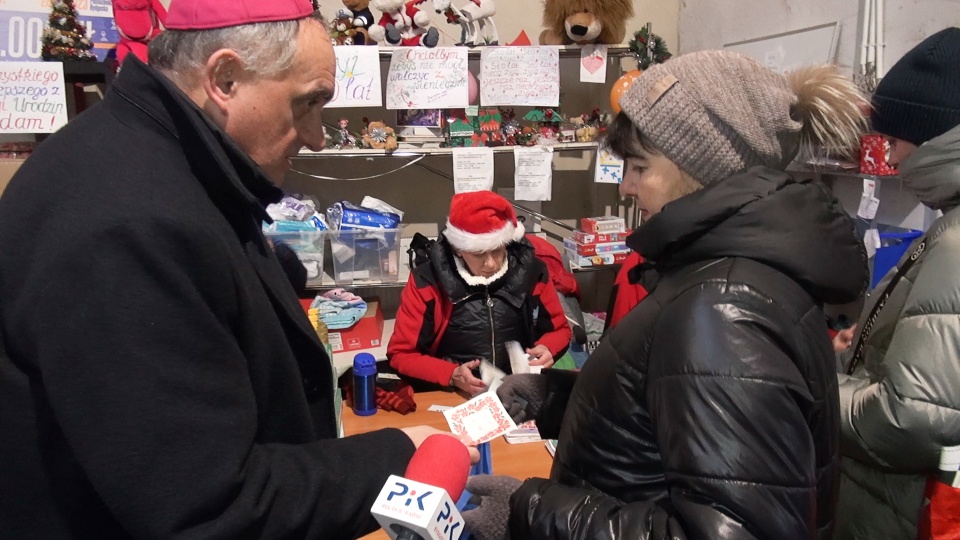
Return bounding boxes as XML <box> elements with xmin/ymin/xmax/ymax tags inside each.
<box><xmin>486</xmin><ymin>289</ymin><xmax>496</xmax><ymax>368</ymax></box>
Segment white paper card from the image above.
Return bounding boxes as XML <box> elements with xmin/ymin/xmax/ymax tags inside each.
<box><xmin>326</xmin><ymin>46</ymin><xmax>383</xmax><ymax>108</ymax></box>
<box><xmin>427</xmin><ymin>404</ymin><xmax>453</xmax><ymax>412</ymax></box>
<box><xmin>0</xmin><ymin>62</ymin><xmax>68</xmax><ymax>133</ymax></box>
<box><xmin>857</xmin><ymin>195</ymin><xmax>881</xmax><ymax>220</ymax></box>
<box><xmin>386</xmin><ymin>47</ymin><xmax>469</xmax><ymax>109</ymax></box>
<box><xmin>443</xmin><ymin>393</ymin><xmax>517</xmax><ymax>444</ymax></box>
<box><xmin>479</xmin><ymin>359</ymin><xmax>507</xmax><ymax>394</ymax></box>
<box><xmin>595</xmin><ymin>147</ymin><xmax>625</xmax><ymax>184</ymax></box>
<box><xmin>864</xmin><ymin>229</ymin><xmax>881</xmax><ymax>259</ymax></box>
<box><xmin>514</xmin><ymin>146</ymin><xmax>553</xmax><ymax>201</ymax></box>
<box><xmin>579</xmin><ymin>45</ymin><xmax>608</xmax><ymax>84</ymax></box>
<box><xmin>453</xmin><ymin>147</ymin><xmax>495</xmax><ymax>193</ymax></box>
<box><xmin>480</xmin><ymin>47</ymin><xmax>560</xmax><ymax>106</ymax></box>
<box><xmin>863</xmin><ymin>179</ymin><xmax>877</xmax><ymax>199</ymax></box>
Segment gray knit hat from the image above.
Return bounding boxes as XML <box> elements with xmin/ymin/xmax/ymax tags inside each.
<box><xmin>619</xmin><ymin>50</ymin><xmax>803</xmax><ymax>185</ymax></box>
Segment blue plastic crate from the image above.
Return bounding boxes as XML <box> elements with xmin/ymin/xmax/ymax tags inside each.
<box><xmin>872</xmin><ymin>228</ymin><xmax>923</xmax><ymax>288</ymax></box>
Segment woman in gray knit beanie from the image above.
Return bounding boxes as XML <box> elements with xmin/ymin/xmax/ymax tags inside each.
<box><xmin>471</xmin><ymin>50</ymin><xmax>871</xmax><ymax>540</ymax></box>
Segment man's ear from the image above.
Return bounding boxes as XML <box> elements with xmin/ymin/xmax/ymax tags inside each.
<box><xmin>201</xmin><ymin>49</ymin><xmax>244</xmax><ymax>117</ymax></box>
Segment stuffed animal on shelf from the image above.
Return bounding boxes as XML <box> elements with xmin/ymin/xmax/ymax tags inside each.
<box><xmin>433</xmin><ymin>0</ymin><xmax>498</xmax><ymax>46</ymax></box>
<box><xmin>362</xmin><ymin>121</ymin><xmax>399</xmax><ymax>151</ymax></box>
<box><xmin>330</xmin><ymin>11</ymin><xmax>366</xmax><ymax>45</ymax></box>
<box><xmin>369</xmin><ymin>0</ymin><xmax>440</xmax><ymax>47</ymax></box>
<box><xmin>111</xmin><ymin>0</ymin><xmax>167</xmax><ymax>64</ymax></box>
<box><xmin>539</xmin><ymin>0</ymin><xmax>634</xmax><ymax>45</ymax></box>
<box><xmin>341</xmin><ymin>0</ymin><xmax>375</xmax><ymax>44</ymax></box>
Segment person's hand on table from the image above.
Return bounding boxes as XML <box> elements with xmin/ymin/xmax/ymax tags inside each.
<box><xmin>400</xmin><ymin>425</ymin><xmax>481</xmax><ymax>464</ymax></box>
<box><xmin>525</xmin><ymin>344</ymin><xmax>554</xmax><ymax>369</ymax></box>
<box><xmin>450</xmin><ymin>359</ymin><xmax>486</xmax><ymax>396</ymax></box>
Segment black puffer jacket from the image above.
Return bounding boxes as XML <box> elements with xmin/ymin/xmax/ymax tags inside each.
<box><xmin>510</xmin><ymin>168</ymin><xmax>868</xmax><ymax>539</ymax></box>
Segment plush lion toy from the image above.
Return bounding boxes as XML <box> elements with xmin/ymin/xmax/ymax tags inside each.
<box><xmin>540</xmin><ymin>0</ymin><xmax>634</xmax><ymax>45</ymax></box>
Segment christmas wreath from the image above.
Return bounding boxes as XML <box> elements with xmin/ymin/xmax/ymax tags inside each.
<box><xmin>629</xmin><ymin>27</ymin><xmax>671</xmax><ymax>70</ymax></box>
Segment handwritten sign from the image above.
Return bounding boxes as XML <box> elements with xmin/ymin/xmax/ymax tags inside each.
<box><xmin>385</xmin><ymin>47</ymin><xmax>469</xmax><ymax>110</ymax></box>
<box><xmin>480</xmin><ymin>47</ymin><xmax>559</xmax><ymax>107</ymax></box>
<box><xmin>0</xmin><ymin>62</ymin><xmax>68</xmax><ymax>133</ymax></box>
<box><xmin>326</xmin><ymin>46</ymin><xmax>382</xmax><ymax>109</ymax></box>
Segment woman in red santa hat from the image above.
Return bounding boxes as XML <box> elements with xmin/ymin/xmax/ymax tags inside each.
<box><xmin>387</xmin><ymin>190</ymin><xmax>572</xmax><ymax>395</ymax></box>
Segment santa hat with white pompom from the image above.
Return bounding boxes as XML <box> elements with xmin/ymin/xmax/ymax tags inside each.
<box><xmin>443</xmin><ymin>191</ymin><xmax>525</xmax><ymax>253</ymax></box>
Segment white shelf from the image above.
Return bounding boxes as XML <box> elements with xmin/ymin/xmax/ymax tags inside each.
<box><xmin>366</xmin><ymin>45</ymin><xmax>632</xmax><ymax>59</ymax></box>
<box><xmin>298</xmin><ymin>141</ymin><xmax>598</xmax><ymax>158</ymax></box>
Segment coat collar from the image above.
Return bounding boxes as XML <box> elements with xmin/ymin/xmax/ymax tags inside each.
<box><xmin>108</xmin><ymin>56</ymin><xmax>283</xmax><ymax>223</ymax></box>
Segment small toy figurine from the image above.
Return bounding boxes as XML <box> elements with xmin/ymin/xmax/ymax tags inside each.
<box><xmin>369</xmin><ymin>0</ymin><xmax>439</xmax><ymax>47</ymax></box>
<box><xmin>524</xmin><ymin>108</ymin><xmax>563</xmax><ymax>145</ymax></box>
<box><xmin>433</xmin><ymin>0</ymin><xmax>498</xmax><ymax>46</ymax></box>
<box><xmin>334</xmin><ymin>118</ymin><xmax>358</xmax><ymax>149</ymax></box>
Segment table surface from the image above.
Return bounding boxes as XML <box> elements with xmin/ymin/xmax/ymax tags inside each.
<box><xmin>342</xmin><ymin>390</ymin><xmax>554</xmax><ymax>540</ymax></box>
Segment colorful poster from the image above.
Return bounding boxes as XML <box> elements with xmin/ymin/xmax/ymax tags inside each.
<box><xmin>326</xmin><ymin>46</ymin><xmax>382</xmax><ymax>108</ymax></box>
<box><xmin>0</xmin><ymin>61</ymin><xmax>69</xmax><ymax>133</ymax></box>
<box><xmin>0</xmin><ymin>0</ymin><xmax>118</xmax><ymax>62</ymax></box>
<box><xmin>480</xmin><ymin>47</ymin><xmax>559</xmax><ymax>107</ymax></box>
<box><xmin>385</xmin><ymin>47</ymin><xmax>469</xmax><ymax>110</ymax></box>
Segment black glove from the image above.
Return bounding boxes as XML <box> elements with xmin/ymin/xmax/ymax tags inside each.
<box><xmin>496</xmin><ymin>373</ymin><xmax>547</xmax><ymax>424</ymax></box>
<box><xmin>462</xmin><ymin>475</ymin><xmax>522</xmax><ymax>540</ymax></box>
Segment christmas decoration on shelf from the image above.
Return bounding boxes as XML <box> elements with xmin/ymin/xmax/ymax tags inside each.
<box><xmin>330</xmin><ymin>11</ymin><xmax>365</xmax><ymax>45</ymax></box>
<box><xmin>629</xmin><ymin>24</ymin><xmax>671</xmax><ymax>70</ymax></box>
<box><xmin>369</xmin><ymin>0</ymin><xmax>439</xmax><ymax>47</ymax></box>
<box><xmin>360</xmin><ymin>119</ymin><xmax>399</xmax><ymax>151</ymax></box>
<box><xmin>570</xmin><ymin>108</ymin><xmax>611</xmax><ymax>142</ymax></box>
<box><xmin>539</xmin><ymin>0</ymin><xmax>634</xmax><ymax>45</ymax></box>
<box><xmin>500</xmin><ymin>108</ymin><xmax>522</xmax><ymax>146</ymax></box>
<box><xmin>433</xmin><ymin>0</ymin><xmax>499</xmax><ymax>46</ymax></box>
<box><xmin>524</xmin><ymin>107</ymin><xmax>563</xmax><ymax>144</ymax></box>
<box><xmin>340</xmin><ymin>0</ymin><xmax>375</xmax><ymax>44</ymax></box>
<box><xmin>41</xmin><ymin>0</ymin><xmax>97</xmax><ymax>62</ymax></box>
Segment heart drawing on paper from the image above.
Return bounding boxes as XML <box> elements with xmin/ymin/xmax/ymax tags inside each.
<box><xmin>582</xmin><ymin>54</ymin><xmax>604</xmax><ymax>74</ymax></box>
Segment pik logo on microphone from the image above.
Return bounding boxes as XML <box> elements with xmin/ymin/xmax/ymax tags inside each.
<box><xmin>436</xmin><ymin>501</ymin><xmax>463</xmax><ymax>540</ymax></box>
<box><xmin>386</xmin><ymin>480</ymin><xmax>434</xmax><ymax>511</ymax></box>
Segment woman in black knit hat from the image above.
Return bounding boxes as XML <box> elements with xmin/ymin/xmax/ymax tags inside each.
<box><xmin>836</xmin><ymin>26</ymin><xmax>960</xmax><ymax>540</ymax></box>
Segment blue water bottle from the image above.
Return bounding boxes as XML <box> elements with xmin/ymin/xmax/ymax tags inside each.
<box><xmin>352</xmin><ymin>352</ymin><xmax>378</xmax><ymax>416</ymax></box>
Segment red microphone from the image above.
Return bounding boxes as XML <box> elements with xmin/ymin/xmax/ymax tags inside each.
<box><xmin>372</xmin><ymin>434</ymin><xmax>471</xmax><ymax>540</ymax></box>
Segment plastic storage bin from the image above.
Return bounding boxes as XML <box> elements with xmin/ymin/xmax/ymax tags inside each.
<box><xmin>328</xmin><ymin>228</ymin><xmax>402</xmax><ymax>286</ymax></box>
<box><xmin>263</xmin><ymin>229</ymin><xmax>326</xmax><ymax>287</ymax></box>
<box><xmin>872</xmin><ymin>227</ymin><xmax>923</xmax><ymax>288</ymax></box>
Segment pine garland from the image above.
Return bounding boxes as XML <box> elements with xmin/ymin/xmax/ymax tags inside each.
<box><xmin>41</xmin><ymin>0</ymin><xmax>96</xmax><ymax>62</ymax></box>
<box><xmin>629</xmin><ymin>27</ymin><xmax>671</xmax><ymax>70</ymax></box>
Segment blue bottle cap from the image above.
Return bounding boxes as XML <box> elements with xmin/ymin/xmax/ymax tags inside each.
<box><xmin>353</xmin><ymin>352</ymin><xmax>377</xmax><ymax>376</ymax></box>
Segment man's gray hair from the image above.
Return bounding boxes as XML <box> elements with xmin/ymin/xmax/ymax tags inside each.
<box><xmin>148</xmin><ymin>13</ymin><xmax>324</xmax><ymax>81</ymax></box>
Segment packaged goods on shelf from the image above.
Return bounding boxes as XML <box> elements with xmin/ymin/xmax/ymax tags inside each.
<box><xmin>580</xmin><ymin>216</ymin><xmax>626</xmax><ymax>234</ymax></box>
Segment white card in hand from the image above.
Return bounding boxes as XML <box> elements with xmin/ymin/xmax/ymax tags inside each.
<box><xmin>443</xmin><ymin>393</ymin><xmax>518</xmax><ymax>444</ymax></box>
<box><xmin>506</xmin><ymin>341</ymin><xmax>539</xmax><ymax>374</ymax></box>
<box><xmin>480</xmin><ymin>360</ymin><xmax>506</xmax><ymax>393</ymax></box>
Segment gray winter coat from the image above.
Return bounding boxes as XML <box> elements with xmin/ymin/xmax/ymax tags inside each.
<box><xmin>835</xmin><ymin>125</ymin><xmax>960</xmax><ymax>539</ymax></box>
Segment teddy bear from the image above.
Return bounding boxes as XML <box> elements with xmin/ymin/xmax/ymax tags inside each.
<box><xmin>111</xmin><ymin>0</ymin><xmax>167</xmax><ymax>64</ymax></box>
<box><xmin>330</xmin><ymin>12</ymin><xmax>363</xmax><ymax>45</ymax></box>
<box><xmin>340</xmin><ymin>0</ymin><xmax>375</xmax><ymax>44</ymax></box>
<box><xmin>539</xmin><ymin>0</ymin><xmax>634</xmax><ymax>45</ymax></box>
<box><xmin>361</xmin><ymin>121</ymin><xmax>399</xmax><ymax>151</ymax></box>
<box><xmin>369</xmin><ymin>0</ymin><xmax>439</xmax><ymax>47</ymax></box>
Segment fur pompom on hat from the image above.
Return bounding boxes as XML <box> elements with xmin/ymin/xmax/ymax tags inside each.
<box><xmin>444</xmin><ymin>191</ymin><xmax>524</xmax><ymax>253</ymax></box>
<box><xmin>618</xmin><ymin>50</ymin><xmax>865</xmax><ymax>185</ymax></box>
<box><xmin>166</xmin><ymin>0</ymin><xmax>314</xmax><ymax>30</ymax></box>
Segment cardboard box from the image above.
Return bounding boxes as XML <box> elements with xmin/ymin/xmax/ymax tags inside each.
<box><xmin>565</xmin><ymin>248</ymin><xmax>630</xmax><ymax>267</ymax></box>
<box><xmin>580</xmin><ymin>216</ymin><xmax>626</xmax><ymax>234</ymax></box>
<box><xmin>563</xmin><ymin>237</ymin><xmax>629</xmax><ymax>256</ymax></box>
<box><xmin>572</xmin><ymin>229</ymin><xmax>631</xmax><ymax>244</ymax></box>
<box><xmin>0</xmin><ymin>159</ymin><xmax>26</xmax><ymax>198</ymax></box>
<box><xmin>328</xmin><ymin>300</ymin><xmax>385</xmax><ymax>353</ymax></box>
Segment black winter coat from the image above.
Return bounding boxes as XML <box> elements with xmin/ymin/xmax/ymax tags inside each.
<box><xmin>0</xmin><ymin>57</ymin><xmax>414</xmax><ymax>539</ymax></box>
<box><xmin>510</xmin><ymin>168</ymin><xmax>868</xmax><ymax>539</ymax></box>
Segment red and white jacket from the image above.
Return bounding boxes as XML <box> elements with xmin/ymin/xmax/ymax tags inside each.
<box><xmin>388</xmin><ymin>238</ymin><xmax>571</xmax><ymax>386</ymax></box>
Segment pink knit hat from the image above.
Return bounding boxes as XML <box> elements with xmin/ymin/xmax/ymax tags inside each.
<box><xmin>166</xmin><ymin>0</ymin><xmax>314</xmax><ymax>30</ymax></box>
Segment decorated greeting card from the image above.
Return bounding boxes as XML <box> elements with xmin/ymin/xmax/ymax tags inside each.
<box><xmin>443</xmin><ymin>392</ymin><xmax>517</xmax><ymax>445</ymax></box>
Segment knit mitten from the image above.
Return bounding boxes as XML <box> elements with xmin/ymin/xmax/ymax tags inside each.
<box><xmin>496</xmin><ymin>373</ymin><xmax>546</xmax><ymax>424</ymax></box>
<box><xmin>462</xmin><ymin>475</ymin><xmax>522</xmax><ymax>540</ymax></box>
